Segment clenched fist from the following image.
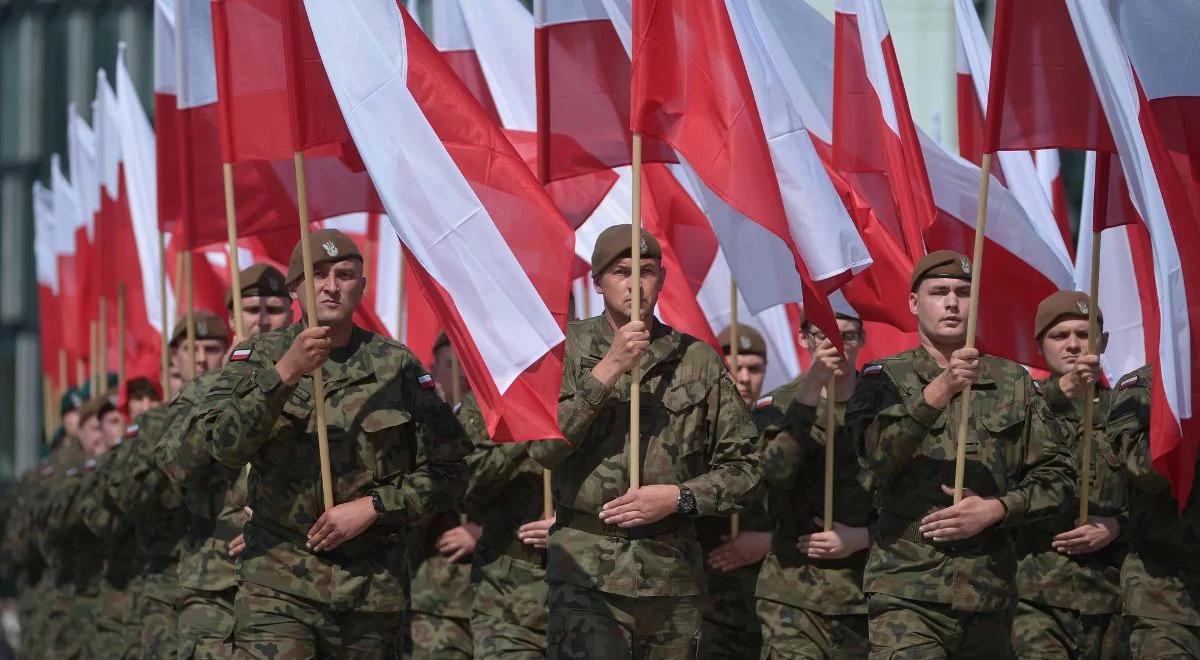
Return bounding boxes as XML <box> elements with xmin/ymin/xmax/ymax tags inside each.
<box><xmin>592</xmin><ymin>320</ymin><xmax>651</xmax><ymax>388</ymax></box>
<box><xmin>924</xmin><ymin>348</ymin><xmax>982</xmax><ymax>408</ymax></box>
<box><xmin>1059</xmin><ymin>354</ymin><xmax>1103</xmax><ymax>400</ymax></box>
<box><xmin>276</xmin><ymin>326</ymin><xmax>331</xmax><ymax>386</ymax></box>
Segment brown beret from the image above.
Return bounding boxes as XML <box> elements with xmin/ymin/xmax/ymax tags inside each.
<box><xmin>910</xmin><ymin>250</ymin><xmax>973</xmax><ymax>292</ymax></box>
<box><xmin>286</xmin><ymin>228</ymin><xmax>363</xmax><ymax>286</ymax></box>
<box><xmin>78</xmin><ymin>395</ymin><xmax>117</xmax><ymax>423</ymax></box>
<box><xmin>226</xmin><ymin>263</ymin><xmax>289</xmax><ymax>309</ymax></box>
<box><xmin>170</xmin><ymin>310</ymin><xmax>230</xmax><ymax>348</ymax></box>
<box><xmin>1035</xmin><ymin>290</ymin><xmax>1103</xmax><ymax>340</ymax></box>
<box><xmin>717</xmin><ymin>323</ymin><xmax>767</xmax><ymax>358</ymax></box>
<box><xmin>590</xmin><ymin>224</ymin><xmax>663</xmax><ymax>275</ymax></box>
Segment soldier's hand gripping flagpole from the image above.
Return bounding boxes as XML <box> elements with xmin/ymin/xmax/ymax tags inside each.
<box><xmin>1078</xmin><ymin>152</ymin><xmax>1111</xmax><ymax>526</ymax></box>
<box><xmin>630</xmin><ymin>134</ymin><xmax>644</xmax><ymax>491</ymax></box>
<box><xmin>953</xmin><ymin>153</ymin><xmax>994</xmax><ymax>504</ymax></box>
<box><xmin>294</xmin><ymin>151</ymin><xmax>336</xmax><ymax>512</ymax></box>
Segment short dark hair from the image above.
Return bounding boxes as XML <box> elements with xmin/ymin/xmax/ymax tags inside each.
<box><xmin>125</xmin><ymin>377</ymin><xmax>161</xmax><ymax>402</ymax></box>
<box><xmin>800</xmin><ymin>313</ymin><xmax>863</xmax><ymax>334</ymax></box>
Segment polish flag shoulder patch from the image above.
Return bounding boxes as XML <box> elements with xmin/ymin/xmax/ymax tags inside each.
<box><xmin>418</xmin><ymin>374</ymin><xmax>436</xmax><ymax>390</ymax></box>
<box><xmin>125</xmin><ymin>424</ymin><xmax>139</xmax><ymax>439</ymax></box>
<box><xmin>862</xmin><ymin>363</ymin><xmax>884</xmax><ymax>377</ymax></box>
<box><xmin>1032</xmin><ymin>380</ymin><xmax>1044</xmax><ymax>396</ymax></box>
<box><xmin>754</xmin><ymin>396</ymin><xmax>774</xmax><ymax>410</ymax></box>
<box><xmin>1119</xmin><ymin>374</ymin><xmax>1140</xmax><ymax>391</ymax></box>
<box><xmin>84</xmin><ymin>459</ymin><xmax>98</xmax><ymax>472</ymax></box>
<box><xmin>230</xmin><ymin>348</ymin><xmax>253</xmax><ymax>362</ymax></box>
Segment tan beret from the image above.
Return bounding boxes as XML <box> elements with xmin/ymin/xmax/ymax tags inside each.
<box><xmin>170</xmin><ymin>310</ymin><xmax>230</xmax><ymax>348</ymax></box>
<box><xmin>1035</xmin><ymin>290</ymin><xmax>1103</xmax><ymax>340</ymax></box>
<box><xmin>78</xmin><ymin>395</ymin><xmax>116</xmax><ymax>423</ymax></box>
<box><xmin>910</xmin><ymin>250</ymin><xmax>973</xmax><ymax>292</ymax></box>
<box><xmin>590</xmin><ymin>224</ymin><xmax>663</xmax><ymax>275</ymax></box>
<box><xmin>226</xmin><ymin>263</ymin><xmax>289</xmax><ymax>309</ymax></box>
<box><xmin>286</xmin><ymin>228</ymin><xmax>363</xmax><ymax>286</ymax></box>
<box><xmin>717</xmin><ymin>323</ymin><xmax>767</xmax><ymax>358</ymax></box>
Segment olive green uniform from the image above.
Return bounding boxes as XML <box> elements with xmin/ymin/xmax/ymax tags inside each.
<box><xmin>847</xmin><ymin>349</ymin><xmax>1075</xmax><ymax>658</ymax></box>
<box><xmin>1012</xmin><ymin>380</ymin><xmax>1128</xmax><ymax>659</ymax></box>
<box><xmin>529</xmin><ymin>316</ymin><xmax>762</xmax><ymax>659</ymax></box>
<box><xmin>1106</xmin><ymin>366</ymin><xmax>1200</xmax><ymax>659</ymax></box>
<box><xmin>755</xmin><ymin>375</ymin><xmax>873</xmax><ymax>659</ymax></box>
<box><xmin>198</xmin><ymin>324</ymin><xmax>472</xmax><ymax>658</ymax></box>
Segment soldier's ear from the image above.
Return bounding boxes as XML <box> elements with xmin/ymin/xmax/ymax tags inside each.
<box><xmin>908</xmin><ymin>291</ymin><xmax>919</xmax><ymax>316</ymax></box>
<box><xmin>1098</xmin><ymin>331</ymin><xmax>1110</xmax><ymax>355</ymax></box>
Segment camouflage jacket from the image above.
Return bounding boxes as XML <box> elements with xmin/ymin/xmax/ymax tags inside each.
<box><xmin>529</xmin><ymin>316</ymin><xmax>762</xmax><ymax>597</ymax></box>
<box><xmin>1106</xmin><ymin>365</ymin><xmax>1200</xmax><ymax>626</ymax></box>
<box><xmin>198</xmin><ymin>323</ymin><xmax>472</xmax><ymax>612</ymax></box>
<box><xmin>0</xmin><ymin>466</ymin><xmax>50</xmax><ymax>590</ymax></box>
<box><xmin>34</xmin><ymin>441</ymin><xmax>99</xmax><ymax>593</ymax></box>
<box><xmin>848</xmin><ymin>348</ymin><xmax>1074</xmax><ymax>612</ymax></box>
<box><xmin>756</xmin><ymin>375</ymin><xmax>873</xmax><ymax>616</ymax></box>
<box><xmin>1015</xmin><ymin>379</ymin><xmax>1126</xmax><ymax>614</ymax></box>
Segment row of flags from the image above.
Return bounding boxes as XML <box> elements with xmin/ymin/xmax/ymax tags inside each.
<box><xmin>31</xmin><ymin>0</ymin><xmax>1198</xmax><ymax>505</ymax></box>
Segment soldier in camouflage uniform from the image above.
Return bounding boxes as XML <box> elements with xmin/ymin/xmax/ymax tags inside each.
<box><xmin>407</xmin><ymin>334</ymin><xmax>477</xmax><ymax>660</ymax></box>
<box><xmin>1013</xmin><ymin>292</ymin><xmax>1129</xmax><ymax>659</ymax></box>
<box><xmin>198</xmin><ymin>229</ymin><xmax>472</xmax><ymax>658</ymax></box>
<box><xmin>846</xmin><ymin>250</ymin><xmax>1075</xmax><ymax>658</ymax></box>
<box><xmin>1106</xmin><ymin>365</ymin><xmax>1200</xmax><ymax>659</ymax></box>
<box><xmin>529</xmin><ymin>225</ymin><xmax>762</xmax><ymax>659</ymax></box>
<box><xmin>755</xmin><ymin>314</ymin><xmax>873</xmax><ymax>659</ymax></box>
<box><xmin>154</xmin><ymin>263</ymin><xmax>294</xmax><ymax>659</ymax></box>
<box><xmin>696</xmin><ymin>324</ymin><xmax>774</xmax><ymax>660</ymax></box>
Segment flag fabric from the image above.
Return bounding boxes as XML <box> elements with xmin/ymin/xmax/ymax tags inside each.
<box><xmin>1068</xmin><ymin>0</ymin><xmax>1200</xmax><ymax>507</ymax></box>
<box><xmin>630</xmin><ymin>0</ymin><xmax>871</xmax><ymax>349</ymax></box>
<box><xmin>33</xmin><ymin>181</ymin><xmax>63</xmax><ymax>383</ymax></box>
<box><xmin>303</xmin><ymin>0</ymin><xmax>574</xmax><ymax>442</ymax></box>
<box><xmin>1034</xmin><ymin>149</ymin><xmax>1074</xmax><ymax>255</ymax></box>
<box><xmin>50</xmin><ymin>155</ymin><xmax>89</xmax><ymax>376</ymax></box>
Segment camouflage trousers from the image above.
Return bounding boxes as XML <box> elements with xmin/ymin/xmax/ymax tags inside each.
<box><xmin>756</xmin><ymin>598</ymin><xmax>869</xmax><ymax>659</ymax></box>
<box><xmin>408</xmin><ymin>612</ymin><xmax>472</xmax><ymax>659</ymax></box>
<box><xmin>233</xmin><ymin>581</ymin><xmax>402</xmax><ymax>659</ymax></box>
<box><xmin>546</xmin><ymin>581</ymin><xmax>702</xmax><ymax>660</ymax></box>
<box><xmin>867</xmin><ymin>593</ymin><xmax>1013</xmax><ymax>660</ymax></box>
<box><xmin>178</xmin><ymin>587</ymin><xmax>237</xmax><ymax>659</ymax></box>
<box><xmin>1011</xmin><ymin>598</ymin><xmax>1127</xmax><ymax>659</ymax></box>
<box><xmin>16</xmin><ymin>577</ymin><xmax>53</xmax><ymax>659</ymax></box>
<box><xmin>93</xmin><ymin>577</ymin><xmax>143</xmax><ymax>660</ymax></box>
<box><xmin>699</xmin><ymin>565</ymin><xmax>761</xmax><ymax>660</ymax></box>
<box><xmin>471</xmin><ymin>555</ymin><xmax>548</xmax><ymax>659</ymax></box>
<box><xmin>1126</xmin><ymin>615</ymin><xmax>1200</xmax><ymax>660</ymax></box>
<box><xmin>140</xmin><ymin>586</ymin><xmax>181</xmax><ymax>659</ymax></box>
<box><xmin>46</xmin><ymin>584</ymin><xmax>93</xmax><ymax>659</ymax></box>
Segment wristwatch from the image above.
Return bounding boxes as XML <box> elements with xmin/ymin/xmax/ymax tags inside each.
<box><xmin>370</xmin><ymin>491</ymin><xmax>386</xmax><ymax>519</ymax></box>
<box><xmin>676</xmin><ymin>485</ymin><xmax>697</xmax><ymax>516</ymax></box>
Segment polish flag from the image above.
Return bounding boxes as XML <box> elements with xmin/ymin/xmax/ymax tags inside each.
<box><xmin>50</xmin><ymin>155</ymin><xmax>89</xmax><ymax>378</ymax></box>
<box><xmin>1034</xmin><ymin>149</ymin><xmax>1074</xmax><ymax>257</ymax></box>
<box><xmin>303</xmin><ymin>0</ymin><xmax>574</xmax><ymax>442</ymax></box>
<box><xmin>1068</xmin><ymin>0</ymin><xmax>1200</xmax><ymax>507</ymax></box>
<box><xmin>66</xmin><ymin>105</ymin><xmax>99</xmax><ymax>363</ymax></box>
<box><xmin>630</xmin><ymin>0</ymin><xmax>871</xmax><ymax>349</ymax></box>
<box><xmin>33</xmin><ymin>182</ymin><xmax>62</xmax><ymax>383</ymax></box>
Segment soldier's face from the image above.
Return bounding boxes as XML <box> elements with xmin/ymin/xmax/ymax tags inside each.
<box><xmin>100</xmin><ymin>410</ymin><xmax>125</xmax><ymax>448</ymax></box>
<box><xmin>910</xmin><ymin>278</ymin><xmax>972</xmax><ymax>346</ymax></box>
<box><xmin>594</xmin><ymin>258</ymin><xmax>665</xmax><ymax>323</ymax></box>
<box><xmin>430</xmin><ymin>345</ymin><xmax>470</xmax><ymax>402</ymax></box>
<box><xmin>725</xmin><ymin>353</ymin><xmax>766</xmax><ymax>406</ymax></box>
<box><xmin>62</xmin><ymin>410</ymin><xmax>80</xmax><ymax>437</ymax></box>
<box><xmin>804</xmin><ymin>318</ymin><xmax>865</xmax><ymax>366</ymax></box>
<box><xmin>174</xmin><ymin>340</ymin><xmax>229</xmax><ymax>378</ymax></box>
<box><xmin>1040</xmin><ymin>318</ymin><xmax>1107</xmax><ymax>377</ymax></box>
<box><xmin>127</xmin><ymin>396</ymin><xmax>158</xmax><ymax>419</ymax></box>
<box><xmin>78</xmin><ymin>416</ymin><xmax>106</xmax><ymax>457</ymax></box>
<box><xmin>240</xmin><ymin>295</ymin><xmax>294</xmax><ymax>337</ymax></box>
<box><xmin>168</xmin><ymin>369</ymin><xmax>184</xmax><ymax>398</ymax></box>
<box><xmin>296</xmin><ymin>259</ymin><xmax>365</xmax><ymax>328</ymax></box>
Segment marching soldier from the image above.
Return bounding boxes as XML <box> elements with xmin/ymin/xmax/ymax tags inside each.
<box><xmin>1013</xmin><ymin>291</ymin><xmax>1128</xmax><ymax>658</ymax></box>
<box><xmin>755</xmin><ymin>314</ymin><xmax>873</xmax><ymax>658</ymax></box>
<box><xmin>529</xmin><ymin>224</ymin><xmax>762</xmax><ymax>659</ymax></box>
<box><xmin>154</xmin><ymin>263</ymin><xmax>294</xmax><ymax>658</ymax></box>
<box><xmin>697</xmin><ymin>323</ymin><xmax>774</xmax><ymax>659</ymax></box>
<box><xmin>1107</xmin><ymin>366</ymin><xmax>1200</xmax><ymax>658</ymax></box>
<box><xmin>198</xmin><ymin>229</ymin><xmax>472</xmax><ymax>657</ymax></box>
<box><xmin>846</xmin><ymin>250</ymin><xmax>1074</xmax><ymax>658</ymax></box>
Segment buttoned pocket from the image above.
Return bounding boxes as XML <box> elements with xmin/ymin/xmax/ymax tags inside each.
<box><xmin>361</xmin><ymin>408</ymin><xmax>413</xmax><ymax>482</ymax></box>
<box><xmin>978</xmin><ymin>402</ymin><xmax>1026</xmax><ymax>491</ymax></box>
<box><xmin>662</xmin><ymin>381</ymin><xmax>710</xmax><ymax>479</ymax></box>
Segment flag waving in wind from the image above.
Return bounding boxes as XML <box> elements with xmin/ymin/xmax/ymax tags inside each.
<box><xmin>303</xmin><ymin>0</ymin><xmax>574</xmax><ymax>442</ymax></box>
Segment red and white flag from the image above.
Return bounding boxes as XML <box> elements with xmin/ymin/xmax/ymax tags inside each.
<box><xmin>303</xmin><ymin>0</ymin><xmax>574</xmax><ymax>442</ymax></box>
<box><xmin>1034</xmin><ymin>149</ymin><xmax>1073</xmax><ymax>257</ymax></box>
<box><xmin>50</xmin><ymin>154</ymin><xmax>89</xmax><ymax>377</ymax></box>
<box><xmin>1068</xmin><ymin>0</ymin><xmax>1200</xmax><ymax>507</ymax></box>
<box><xmin>33</xmin><ymin>181</ymin><xmax>62</xmax><ymax>384</ymax></box>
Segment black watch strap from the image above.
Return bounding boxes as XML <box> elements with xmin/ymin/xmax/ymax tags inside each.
<box><xmin>370</xmin><ymin>491</ymin><xmax>386</xmax><ymax>518</ymax></box>
<box><xmin>676</xmin><ymin>486</ymin><xmax>697</xmax><ymax>515</ymax></box>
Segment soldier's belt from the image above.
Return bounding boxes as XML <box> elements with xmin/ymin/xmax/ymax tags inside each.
<box><xmin>1134</xmin><ymin>540</ymin><xmax>1200</xmax><ymax>573</ymax></box>
<box><xmin>502</xmin><ymin>536</ymin><xmax>547</xmax><ymax>565</ymax></box>
<box><xmin>249</xmin><ymin>516</ymin><xmax>397</xmax><ymax>560</ymax></box>
<box><xmin>187</xmin><ymin>516</ymin><xmax>245</xmax><ymax>545</ymax></box>
<box><xmin>876</xmin><ymin>510</ymin><xmax>1000</xmax><ymax>553</ymax></box>
<box><xmin>555</xmin><ymin>506</ymin><xmax>688</xmax><ymax>540</ymax></box>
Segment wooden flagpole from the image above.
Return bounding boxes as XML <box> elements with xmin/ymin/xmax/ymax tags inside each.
<box><xmin>159</xmin><ymin>232</ymin><xmax>170</xmax><ymax>397</ymax></box>
<box><xmin>58</xmin><ymin>349</ymin><xmax>67</xmax><ymax>396</ymax></box>
<box><xmin>824</xmin><ymin>377</ymin><xmax>836</xmax><ymax>531</ymax></box>
<box><xmin>953</xmin><ymin>153</ymin><xmax>994</xmax><ymax>503</ymax></box>
<box><xmin>184</xmin><ymin>251</ymin><xmax>197</xmax><ymax>381</ymax></box>
<box><xmin>729</xmin><ymin>279</ymin><xmax>741</xmax><ymax>540</ymax></box>
<box><xmin>43</xmin><ymin>377</ymin><xmax>54</xmax><ymax>444</ymax></box>
<box><xmin>1078</xmin><ymin>152</ymin><xmax>1111</xmax><ymax>525</ymax></box>
<box><xmin>543</xmin><ymin>469</ymin><xmax>553</xmax><ymax>519</ymax></box>
<box><xmin>629</xmin><ymin>134</ymin><xmax>644</xmax><ymax>492</ymax></box>
<box><xmin>76</xmin><ymin>357</ymin><xmax>85</xmax><ymax>393</ymax></box>
<box><xmin>294</xmin><ymin>151</ymin><xmax>335</xmax><ymax>512</ymax></box>
<box><xmin>396</xmin><ymin>246</ymin><xmax>406</xmax><ymax>342</ymax></box>
<box><xmin>223</xmin><ymin>163</ymin><xmax>246</xmax><ymax>339</ymax></box>
<box><xmin>89</xmin><ymin>321</ymin><xmax>99</xmax><ymax>395</ymax></box>
<box><xmin>117</xmin><ymin>284</ymin><xmax>126</xmax><ymax>390</ymax></box>
<box><xmin>98</xmin><ymin>297</ymin><xmax>108</xmax><ymax>392</ymax></box>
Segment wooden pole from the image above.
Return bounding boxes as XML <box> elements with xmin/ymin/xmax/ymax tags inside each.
<box><xmin>159</xmin><ymin>231</ymin><xmax>170</xmax><ymax>397</ymax></box>
<box><xmin>58</xmin><ymin>348</ymin><xmax>67</xmax><ymax>395</ymax></box>
<box><xmin>98</xmin><ymin>297</ymin><xmax>108</xmax><ymax>393</ymax></box>
<box><xmin>729</xmin><ymin>278</ymin><xmax>740</xmax><ymax>540</ymax></box>
<box><xmin>294</xmin><ymin>152</ymin><xmax>335</xmax><ymax>512</ymax></box>
<box><xmin>953</xmin><ymin>153</ymin><xmax>994</xmax><ymax>504</ymax></box>
<box><xmin>117</xmin><ymin>284</ymin><xmax>126</xmax><ymax>390</ymax></box>
<box><xmin>396</xmin><ymin>246</ymin><xmax>406</xmax><ymax>342</ymax></box>
<box><xmin>185</xmin><ymin>251</ymin><xmax>197</xmax><ymax>381</ymax></box>
<box><xmin>1078</xmin><ymin>152</ymin><xmax>1110</xmax><ymax>525</ymax></box>
<box><xmin>43</xmin><ymin>377</ymin><xmax>54</xmax><ymax>444</ymax></box>
<box><xmin>450</xmin><ymin>351</ymin><xmax>462</xmax><ymax>406</ymax></box>
<box><xmin>629</xmin><ymin>134</ymin><xmax>644</xmax><ymax>492</ymax></box>
<box><xmin>824</xmin><ymin>377</ymin><xmax>836</xmax><ymax>531</ymax></box>
<box><xmin>76</xmin><ymin>358</ymin><xmax>85</xmax><ymax>392</ymax></box>
<box><xmin>90</xmin><ymin>321</ymin><xmax>99</xmax><ymax>395</ymax></box>
<box><xmin>223</xmin><ymin>163</ymin><xmax>246</xmax><ymax>339</ymax></box>
<box><xmin>543</xmin><ymin>469</ymin><xmax>553</xmax><ymax>520</ymax></box>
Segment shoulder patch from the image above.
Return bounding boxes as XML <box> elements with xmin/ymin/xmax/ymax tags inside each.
<box><xmin>1032</xmin><ymin>380</ymin><xmax>1043</xmax><ymax>395</ymax></box>
<box><xmin>125</xmin><ymin>424</ymin><xmax>139</xmax><ymax>439</ymax></box>
<box><xmin>40</xmin><ymin>465</ymin><xmax>55</xmax><ymax>478</ymax></box>
<box><xmin>1119</xmin><ymin>374</ymin><xmax>1140</xmax><ymax>390</ymax></box>
<box><xmin>230</xmin><ymin>348</ymin><xmax>253</xmax><ymax>362</ymax></box>
<box><xmin>452</xmin><ymin>401</ymin><xmax>463</xmax><ymax>414</ymax></box>
<box><xmin>83</xmin><ymin>458</ymin><xmax>97</xmax><ymax>472</ymax></box>
<box><xmin>417</xmin><ymin>373</ymin><xmax>436</xmax><ymax>390</ymax></box>
<box><xmin>754</xmin><ymin>395</ymin><xmax>774</xmax><ymax>410</ymax></box>
<box><xmin>862</xmin><ymin>363</ymin><xmax>884</xmax><ymax>377</ymax></box>
<box><xmin>65</xmin><ymin>467</ymin><xmax>79</xmax><ymax>478</ymax></box>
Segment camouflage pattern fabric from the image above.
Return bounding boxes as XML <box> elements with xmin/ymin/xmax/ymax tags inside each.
<box><xmin>846</xmin><ymin>348</ymin><xmax>1075</xmax><ymax>614</ymax></box>
<box><xmin>754</xmin><ymin>374</ymin><xmax>873</xmax><ymax>658</ymax></box>
<box><xmin>198</xmin><ymin>324</ymin><xmax>470</xmax><ymax>653</ymax></box>
<box><xmin>546</xmin><ymin>581</ymin><xmax>702</xmax><ymax>660</ymax></box>
<box><xmin>232</xmin><ymin>581</ymin><xmax>402</xmax><ymax>659</ymax></box>
<box><xmin>408</xmin><ymin>609</ymin><xmax>472</xmax><ymax>660</ymax></box>
<box><xmin>755</xmin><ymin>598</ymin><xmax>868</xmax><ymax>660</ymax></box>
<box><xmin>407</xmin><ymin>545</ymin><xmax>473</xmax><ymax>660</ymax></box>
<box><xmin>1106</xmin><ymin>366</ymin><xmax>1200</xmax><ymax>657</ymax></box>
<box><xmin>528</xmin><ymin>316</ymin><xmax>762</xmax><ymax>601</ymax></box>
<box><xmin>471</xmin><ymin>555</ymin><xmax>549</xmax><ymax>659</ymax></box>
<box><xmin>866</xmin><ymin>593</ymin><xmax>1013</xmax><ymax>660</ymax></box>
<box><xmin>0</xmin><ymin>465</ymin><xmax>51</xmax><ymax>657</ymax></box>
<box><xmin>140</xmin><ymin>580</ymin><xmax>182</xmax><ymax>660</ymax></box>
<box><xmin>177</xmin><ymin>587</ymin><xmax>237</xmax><ymax>659</ymax></box>
<box><xmin>1011</xmin><ymin>597</ymin><xmax>1127</xmax><ymax>660</ymax></box>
